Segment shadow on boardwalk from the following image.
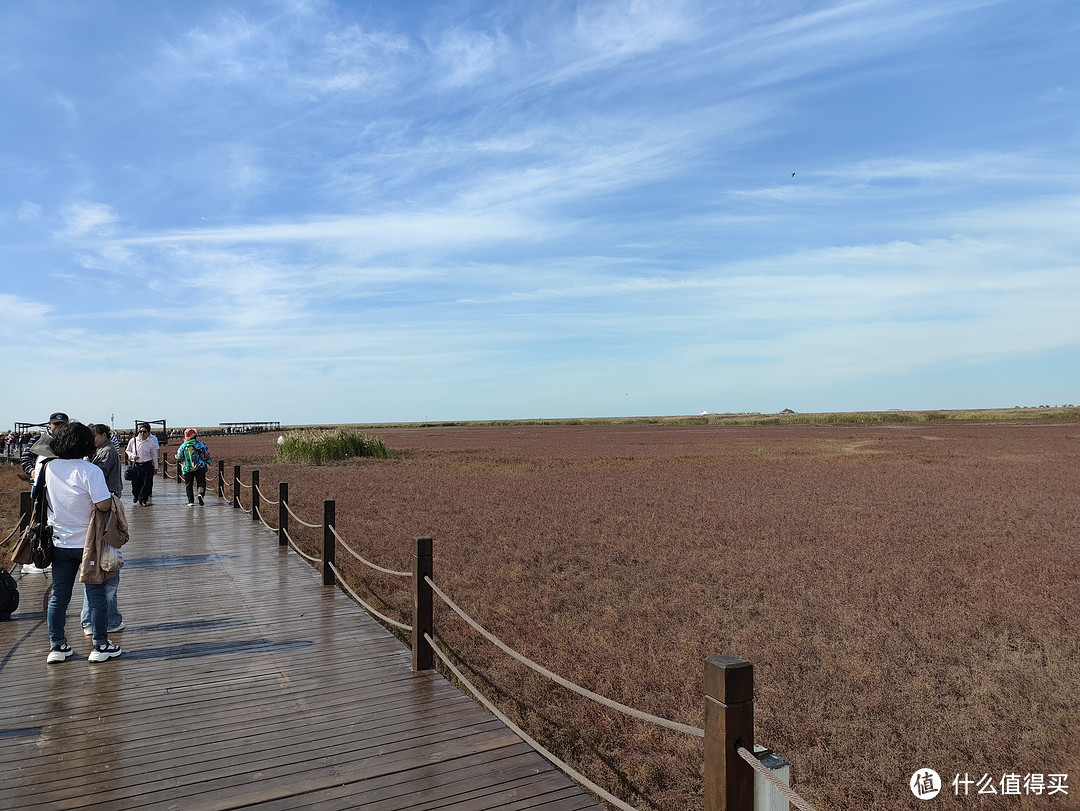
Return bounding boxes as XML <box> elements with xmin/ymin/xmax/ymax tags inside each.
<box><xmin>0</xmin><ymin>482</ymin><xmax>602</xmax><ymax>810</ymax></box>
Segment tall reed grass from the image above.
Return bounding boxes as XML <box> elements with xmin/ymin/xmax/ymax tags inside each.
<box><xmin>274</xmin><ymin>428</ymin><xmax>390</xmax><ymax>465</ymax></box>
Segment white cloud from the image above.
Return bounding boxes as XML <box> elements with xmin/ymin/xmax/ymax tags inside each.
<box><xmin>571</xmin><ymin>0</ymin><xmax>699</xmax><ymax>60</ymax></box>
<box><xmin>17</xmin><ymin>200</ymin><xmax>43</xmax><ymax>223</ymax></box>
<box><xmin>56</xmin><ymin>202</ymin><xmax>120</xmax><ymax>238</ymax></box>
<box><xmin>429</xmin><ymin>27</ymin><xmax>506</xmax><ymax>88</ymax></box>
<box><xmin>1</xmin><ymin>0</ymin><xmax>1076</xmax><ymax>426</ymax></box>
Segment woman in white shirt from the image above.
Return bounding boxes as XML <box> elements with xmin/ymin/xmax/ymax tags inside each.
<box><xmin>45</xmin><ymin>422</ymin><xmax>123</xmax><ymax>664</ymax></box>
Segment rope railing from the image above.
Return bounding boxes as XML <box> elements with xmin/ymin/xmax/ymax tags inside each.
<box><xmin>425</xmin><ymin>574</ymin><xmax>705</xmax><ymax>738</ymax></box>
<box><xmin>178</xmin><ymin>462</ymin><xmax>809</xmax><ymax>811</ymax></box>
<box><xmin>737</xmin><ymin>745</ymin><xmax>816</xmax><ymax>811</ymax></box>
<box><xmin>330</xmin><ymin>526</ymin><xmax>411</xmax><ymax>578</ymax></box>
<box><xmin>282</xmin><ymin>527</ymin><xmax>321</xmax><ymax>563</ymax></box>
<box><xmin>1</xmin><ymin>513</ymin><xmax>28</xmax><ymax>546</ymax></box>
<box><xmin>254</xmin><ymin>483</ymin><xmax>278</xmax><ymax>505</ymax></box>
<box><xmin>425</xmin><ymin>632</ymin><xmax>641</xmax><ymax>811</ymax></box>
<box><xmin>327</xmin><ymin>561</ymin><xmax>412</xmax><ymax>632</ymax></box>
<box><xmin>284</xmin><ymin>501</ymin><xmax>322</xmax><ymax>529</ymax></box>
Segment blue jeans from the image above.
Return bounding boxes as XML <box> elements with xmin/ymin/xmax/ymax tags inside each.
<box><xmin>48</xmin><ymin>546</ymin><xmax>109</xmax><ymax>646</ymax></box>
<box><xmin>81</xmin><ymin>570</ymin><xmax>121</xmax><ymax>630</ymax></box>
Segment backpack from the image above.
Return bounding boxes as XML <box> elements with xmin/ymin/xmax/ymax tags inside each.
<box><xmin>195</xmin><ymin>442</ymin><xmax>211</xmax><ymax>467</ymax></box>
<box><xmin>0</xmin><ymin>568</ymin><xmax>18</xmax><ymax>620</ymax></box>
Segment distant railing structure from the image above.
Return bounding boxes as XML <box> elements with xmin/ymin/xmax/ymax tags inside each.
<box><xmin>37</xmin><ymin>457</ymin><xmax>817</xmax><ymax>811</ymax></box>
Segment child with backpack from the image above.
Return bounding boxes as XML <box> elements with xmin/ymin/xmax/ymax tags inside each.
<box><xmin>176</xmin><ymin>429</ymin><xmax>212</xmax><ymax>506</ymax></box>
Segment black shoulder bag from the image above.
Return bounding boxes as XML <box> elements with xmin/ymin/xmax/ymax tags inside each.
<box><xmin>12</xmin><ymin>461</ymin><xmax>54</xmax><ymax>569</ymax></box>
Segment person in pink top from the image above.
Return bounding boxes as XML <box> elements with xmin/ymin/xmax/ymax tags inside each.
<box><xmin>124</xmin><ymin>422</ymin><xmax>159</xmax><ymax>506</ymax></box>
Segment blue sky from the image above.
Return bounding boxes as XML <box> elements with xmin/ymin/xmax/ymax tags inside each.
<box><xmin>2</xmin><ymin>0</ymin><xmax>1077</xmax><ymax>428</ymax></box>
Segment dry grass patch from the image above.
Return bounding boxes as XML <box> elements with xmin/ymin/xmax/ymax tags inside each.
<box><xmin>9</xmin><ymin>422</ymin><xmax>1077</xmax><ymax>810</ymax></box>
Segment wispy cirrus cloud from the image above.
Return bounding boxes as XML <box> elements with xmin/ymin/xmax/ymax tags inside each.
<box><xmin>56</xmin><ymin>201</ymin><xmax>120</xmax><ymax>238</ymax></box>
<box><xmin>1</xmin><ymin>0</ymin><xmax>1076</xmax><ymax>425</ymax></box>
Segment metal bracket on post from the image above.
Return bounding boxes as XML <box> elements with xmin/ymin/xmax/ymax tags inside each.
<box><xmin>704</xmin><ymin>654</ymin><xmax>755</xmax><ymax>811</ymax></box>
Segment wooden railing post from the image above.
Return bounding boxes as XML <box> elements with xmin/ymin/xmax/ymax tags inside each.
<box><xmin>322</xmin><ymin>500</ymin><xmax>335</xmax><ymax>586</ymax></box>
<box><xmin>20</xmin><ymin>491</ymin><xmax>31</xmax><ymax>525</ymax></box>
<box><xmin>251</xmin><ymin>470</ymin><xmax>260</xmax><ymax>521</ymax></box>
<box><xmin>704</xmin><ymin>654</ymin><xmax>755</xmax><ymax>811</ymax></box>
<box><xmin>232</xmin><ymin>465</ymin><xmax>241</xmax><ymax>509</ymax></box>
<box><xmin>412</xmin><ymin>536</ymin><xmax>434</xmax><ymax>671</ymax></box>
<box><xmin>217</xmin><ymin>460</ymin><xmax>225</xmax><ymax>499</ymax></box>
<box><xmin>278</xmin><ymin>482</ymin><xmax>288</xmax><ymax>546</ymax></box>
<box><xmin>175</xmin><ymin>459</ymin><xmax>182</xmax><ymax>482</ymax></box>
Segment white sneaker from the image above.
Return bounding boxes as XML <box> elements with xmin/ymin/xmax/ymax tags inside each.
<box><xmin>47</xmin><ymin>644</ymin><xmax>75</xmax><ymax>663</ymax></box>
<box><xmin>88</xmin><ymin>641</ymin><xmax>122</xmax><ymax>662</ymax></box>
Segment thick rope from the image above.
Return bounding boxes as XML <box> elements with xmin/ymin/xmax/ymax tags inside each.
<box><xmin>326</xmin><ymin>561</ymin><xmax>412</xmax><ymax>632</ymax></box>
<box><xmin>425</xmin><ymin>575</ymin><xmax>704</xmax><ymax>738</ymax></box>
<box><xmin>736</xmin><ymin>745</ymin><xmax>817</xmax><ymax>811</ymax></box>
<box><xmin>425</xmin><ymin>633</ymin><xmax>641</xmax><ymax>811</ymax></box>
<box><xmin>1</xmin><ymin>514</ymin><xmax>28</xmax><ymax>546</ymax></box>
<box><xmin>329</xmin><ymin>525</ymin><xmax>410</xmax><ymax>577</ymax></box>
<box><xmin>283</xmin><ymin>528</ymin><xmax>321</xmax><ymax>563</ymax></box>
<box><xmin>257</xmin><ymin>512</ymin><xmax>277</xmax><ymax>533</ymax></box>
<box><xmin>236</xmin><ymin>479</ymin><xmax>251</xmax><ymax>489</ymax></box>
<box><xmin>284</xmin><ymin>501</ymin><xmax>322</xmax><ymax>529</ymax></box>
<box><xmin>253</xmin><ymin>483</ymin><xmax>279</xmax><ymax>505</ymax></box>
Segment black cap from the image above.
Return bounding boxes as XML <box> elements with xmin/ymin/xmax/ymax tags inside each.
<box><xmin>49</xmin><ymin>412</ymin><xmax>69</xmax><ymax>423</ymax></box>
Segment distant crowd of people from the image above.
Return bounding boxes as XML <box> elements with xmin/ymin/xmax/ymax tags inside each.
<box><xmin>3</xmin><ymin>431</ymin><xmax>36</xmax><ymax>458</ymax></box>
<box><xmin>12</xmin><ymin>411</ymin><xmax>211</xmax><ymax>665</ymax></box>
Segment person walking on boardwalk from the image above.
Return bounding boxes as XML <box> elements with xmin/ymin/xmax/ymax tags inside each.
<box><xmin>14</xmin><ymin>411</ymin><xmax>68</xmax><ymax>579</ymax></box>
<box><xmin>44</xmin><ymin>421</ymin><xmax>122</xmax><ymax>663</ymax></box>
<box><xmin>20</xmin><ymin>411</ymin><xmax>68</xmax><ymax>476</ymax></box>
<box><xmin>81</xmin><ymin>423</ymin><xmax>125</xmax><ymax>636</ymax></box>
<box><xmin>125</xmin><ymin>423</ymin><xmax>159</xmax><ymax>506</ymax></box>
<box><xmin>176</xmin><ymin>428</ymin><xmax>211</xmax><ymax>506</ymax></box>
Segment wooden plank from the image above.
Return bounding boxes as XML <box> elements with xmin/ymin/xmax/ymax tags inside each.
<box><xmin>0</xmin><ymin>481</ymin><xmax>603</xmax><ymax>810</ymax></box>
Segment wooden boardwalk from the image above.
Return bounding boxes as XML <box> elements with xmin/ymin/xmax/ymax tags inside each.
<box><xmin>0</xmin><ymin>479</ymin><xmax>603</xmax><ymax>810</ymax></box>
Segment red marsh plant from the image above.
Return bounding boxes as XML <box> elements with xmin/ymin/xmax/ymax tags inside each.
<box><xmin>107</xmin><ymin>423</ymin><xmax>1080</xmax><ymax>810</ymax></box>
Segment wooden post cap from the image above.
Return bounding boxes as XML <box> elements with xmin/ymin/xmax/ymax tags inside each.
<box><xmin>704</xmin><ymin>655</ymin><xmax>754</xmax><ymax>705</ymax></box>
